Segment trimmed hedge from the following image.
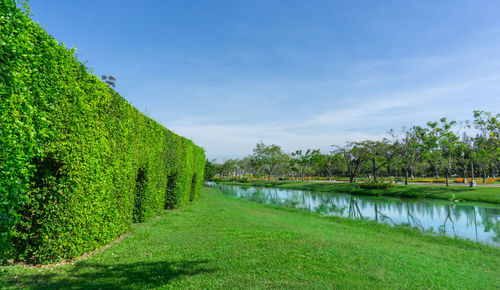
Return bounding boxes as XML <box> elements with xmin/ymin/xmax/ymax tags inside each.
<box><xmin>0</xmin><ymin>1</ymin><xmax>205</xmax><ymax>263</ymax></box>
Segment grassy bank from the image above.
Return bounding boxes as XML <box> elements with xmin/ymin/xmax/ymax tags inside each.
<box><xmin>219</xmin><ymin>180</ymin><xmax>500</xmax><ymax>204</ymax></box>
<box><xmin>2</xmin><ymin>187</ymin><xmax>499</xmax><ymax>288</ymax></box>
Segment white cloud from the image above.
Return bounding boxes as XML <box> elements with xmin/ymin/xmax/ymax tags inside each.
<box><xmin>170</xmin><ymin>122</ymin><xmax>386</xmax><ymax>160</ymax></box>
<box><xmin>168</xmin><ymin>70</ymin><xmax>500</xmax><ymax>160</ymax></box>
<box><xmin>142</xmin><ymin>37</ymin><xmax>500</xmax><ymax>160</ymax></box>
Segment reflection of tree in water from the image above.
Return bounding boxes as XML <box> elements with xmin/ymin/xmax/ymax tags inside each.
<box><xmin>463</xmin><ymin>206</ymin><xmax>479</xmax><ymax>242</ymax></box>
<box><xmin>315</xmin><ymin>203</ymin><xmax>329</xmax><ymax>215</ymax></box>
<box><xmin>372</xmin><ymin>201</ymin><xmax>397</xmax><ymax>225</ymax></box>
<box><xmin>438</xmin><ymin>204</ymin><xmax>456</xmax><ymax>237</ymax></box>
<box><xmin>478</xmin><ymin>207</ymin><xmax>500</xmax><ymax>243</ymax></box>
<box><xmin>248</xmin><ymin>190</ymin><xmax>267</xmax><ymax>203</ymax></box>
<box><xmin>267</xmin><ymin>188</ymin><xmax>280</xmax><ymax>204</ymax></box>
<box><xmin>348</xmin><ymin>196</ymin><xmax>366</xmax><ymax>220</ymax></box>
<box><xmin>451</xmin><ymin>204</ymin><xmax>464</xmax><ymax>221</ymax></box>
<box><xmin>484</xmin><ymin>222</ymin><xmax>500</xmax><ymax>243</ymax></box>
<box><xmin>406</xmin><ymin>203</ymin><xmax>424</xmax><ymax>230</ymax></box>
<box><xmin>329</xmin><ymin>204</ymin><xmax>347</xmax><ymax>216</ymax></box>
<box><xmin>314</xmin><ymin>197</ymin><xmax>347</xmax><ymax>216</ymax></box>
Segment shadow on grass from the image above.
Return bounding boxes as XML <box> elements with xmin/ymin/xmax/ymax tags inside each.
<box><xmin>2</xmin><ymin>259</ymin><xmax>216</xmax><ymax>289</ymax></box>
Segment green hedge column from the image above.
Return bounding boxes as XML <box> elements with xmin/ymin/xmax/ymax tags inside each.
<box><xmin>0</xmin><ymin>1</ymin><xmax>205</xmax><ymax>264</ymax></box>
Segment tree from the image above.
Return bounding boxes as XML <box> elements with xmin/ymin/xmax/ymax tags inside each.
<box><xmin>288</xmin><ymin>154</ymin><xmax>300</xmax><ymax>180</ymax></box>
<box><xmin>455</xmin><ymin>139</ymin><xmax>469</xmax><ymax>183</ymax></box>
<box><xmin>391</xmin><ymin>127</ymin><xmax>425</xmax><ymax>185</ymax></box>
<box><xmin>425</xmin><ymin>118</ymin><xmax>459</xmax><ymax>186</ymax></box>
<box><xmin>204</xmin><ymin>159</ymin><xmax>217</xmax><ymax>180</ymax></box>
<box><xmin>473</xmin><ymin>110</ymin><xmax>500</xmax><ymax>177</ymax></box>
<box><xmin>291</xmin><ymin>149</ymin><xmax>313</xmax><ymax>181</ymax></box>
<box><xmin>251</xmin><ymin>142</ymin><xmax>288</xmax><ymax>180</ymax></box>
<box><xmin>361</xmin><ymin>139</ymin><xmax>396</xmax><ymax>182</ymax></box>
<box><xmin>221</xmin><ymin>159</ymin><xmax>238</xmax><ymax>178</ymax></box>
<box><xmin>473</xmin><ymin>136</ymin><xmax>492</xmax><ymax>183</ymax></box>
<box><xmin>335</xmin><ymin>142</ymin><xmax>370</xmax><ymax>183</ymax></box>
<box><xmin>310</xmin><ymin>149</ymin><xmax>323</xmax><ymax>180</ymax></box>
<box><xmin>101</xmin><ymin>75</ymin><xmax>116</xmax><ymax>87</ymax></box>
<box><xmin>318</xmin><ymin>150</ymin><xmax>343</xmax><ymax>181</ymax></box>
<box><xmin>237</xmin><ymin>157</ymin><xmax>253</xmax><ymax>177</ymax></box>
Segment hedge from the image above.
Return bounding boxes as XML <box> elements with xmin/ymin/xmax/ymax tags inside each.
<box><xmin>0</xmin><ymin>1</ymin><xmax>205</xmax><ymax>264</ymax></box>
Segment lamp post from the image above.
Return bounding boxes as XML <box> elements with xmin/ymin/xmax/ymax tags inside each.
<box><xmin>469</xmin><ymin>144</ymin><xmax>475</xmax><ymax>188</ymax></box>
<box><xmin>461</xmin><ymin>151</ymin><xmax>467</xmax><ymax>184</ymax></box>
<box><xmin>348</xmin><ymin>153</ymin><xmax>354</xmax><ymax>183</ymax></box>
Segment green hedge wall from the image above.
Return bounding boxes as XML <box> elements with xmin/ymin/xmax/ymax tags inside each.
<box><xmin>0</xmin><ymin>1</ymin><xmax>205</xmax><ymax>264</ymax></box>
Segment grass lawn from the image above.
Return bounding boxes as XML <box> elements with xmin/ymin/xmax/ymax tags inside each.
<box><xmin>222</xmin><ymin>180</ymin><xmax>500</xmax><ymax>204</ymax></box>
<box><xmin>2</xmin><ymin>186</ymin><xmax>499</xmax><ymax>289</ymax></box>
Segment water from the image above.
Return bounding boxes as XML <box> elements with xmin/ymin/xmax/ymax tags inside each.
<box><xmin>205</xmin><ymin>182</ymin><xmax>500</xmax><ymax>246</ymax></box>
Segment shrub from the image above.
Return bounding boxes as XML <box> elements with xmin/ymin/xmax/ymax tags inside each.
<box><xmin>399</xmin><ymin>191</ymin><xmax>420</xmax><ymax>198</ymax></box>
<box><xmin>0</xmin><ymin>2</ymin><xmax>205</xmax><ymax>264</ymax></box>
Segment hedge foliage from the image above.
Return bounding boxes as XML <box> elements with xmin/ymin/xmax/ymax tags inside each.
<box><xmin>358</xmin><ymin>182</ymin><xmax>395</xmax><ymax>190</ymax></box>
<box><xmin>0</xmin><ymin>1</ymin><xmax>205</xmax><ymax>263</ymax></box>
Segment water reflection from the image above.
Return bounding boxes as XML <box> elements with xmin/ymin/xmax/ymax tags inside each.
<box><xmin>206</xmin><ymin>182</ymin><xmax>500</xmax><ymax>246</ymax></box>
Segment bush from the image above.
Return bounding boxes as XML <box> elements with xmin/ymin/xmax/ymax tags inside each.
<box><xmin>359</xmin><ymin>182</ymin><xmax>394</xmax><ymax>190</ymax></box>
<box><xmin>0</xmin><ymin>2</ymin><xmax>205</xmax><ymax>263</ymax></box>
<box><xmin>399</xmin><ymin>191</ymin><xmax>420</xmax><ymax>198</ymax></box>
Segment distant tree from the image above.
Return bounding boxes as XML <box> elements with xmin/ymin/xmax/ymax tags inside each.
<box><xmin>221</xmin><ymin>159</ymin><xmax>238</xmax><ymax>178</ymax></box>
<box><xmin>291</xmin><ymin>149</ymin><xmax>313</xmax><ymax>181</ymax></box>
<box><xmin>335</xmin><ymin>142</ymin><xmax>370</xmax><ymax>183</ymax></box>
<box><xmin>310</xmin><ymin>149</ymin><xmax>323</xmax><ymax>180</ymax></box>
<box><xmin>319</xmin><ymin>150</ymin><xmax>342</xmax><ymax>181</ymax></box>
<box><xmin>425</xmin><ymin>118</ymin><xmax>459</xmax><ymax>186</ymax></box>
<box><xmin>473</xmin><ymin>110</ymin><xmax>500</xmax><ymax>177</ymax></box>
<box><xmin>288</xmin><ymin>154</ymin><xmax>300</xmax><ymax>180</ymax></box>
<box><xmin>455</xmin><ymin>139</ymin><xmax>469</xmax><ymax>182</ymax></box>
<box><xmin>237</xmin><ymin>157</ymin><xmax>253</xmax><ymax>177</ymax></box>
<box><xmin>473</xmin><ymin>136</ymin><xmax>492</xmax><ymax>183</ymax></box>
<box><xmin>360</xmin><ymin>139</ymin><xmax>396</xmax><ymax>182</ymax></box>
<box><xmin>391</xmin><ymin>126</ymin><xmax>425</xmax><ymax>185</ymax></box>
<box><xmin>204</xmin><ymin>159</ymin><xmax>217</xmax><ymax>180</ymax></box>
<box><xmin>214</xmin><ymin>110</ymin><xmax>498</xmax><ymax>185</ymax></box>
<box><xmin>101</xmin><ymin>75</ymin><xmax>116</xmax><ymax>87</ymax></box>
<box><xmin>251</xmin><ymin>142</ymin><xmax>288</xmax><ymax>180</ymax></box>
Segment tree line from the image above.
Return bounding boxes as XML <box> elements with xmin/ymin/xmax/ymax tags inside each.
<box><xmin>205</xmin><ymin>111</ymin><xmax>500</xmax><ymax>186</ymax></box>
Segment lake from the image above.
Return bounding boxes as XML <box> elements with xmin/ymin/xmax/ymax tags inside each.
<box><xmin>206</xmin><ymin>182</ymin><xmax>500</xmax><ymax>246</ymax></box>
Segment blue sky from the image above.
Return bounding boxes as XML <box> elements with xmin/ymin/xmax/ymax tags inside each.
<box><xmin>30</xmin><ymin>0</ymin><xmax>500</xmax><ymax>160</ymax></box>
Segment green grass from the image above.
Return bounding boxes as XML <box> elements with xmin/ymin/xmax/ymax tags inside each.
<box><xmin>222</xmin><ymin>180</ymin><xmax>500</xmax><ymax>204</ymax></box>
<box><xmin>2</xmin><ymin>186</ymin><xmax>499</xmax><ymax>289</ymax></box>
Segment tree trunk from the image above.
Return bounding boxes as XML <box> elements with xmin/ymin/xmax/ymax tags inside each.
<box><xmin>372</xmin><ymin>158</ymin><xmax>377</xmax><ymax>183</ymax></box>
<box><xmin>405</xmin><ymin>169</ymin><xmax>409</xmax><ymax>185</ymax></box>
